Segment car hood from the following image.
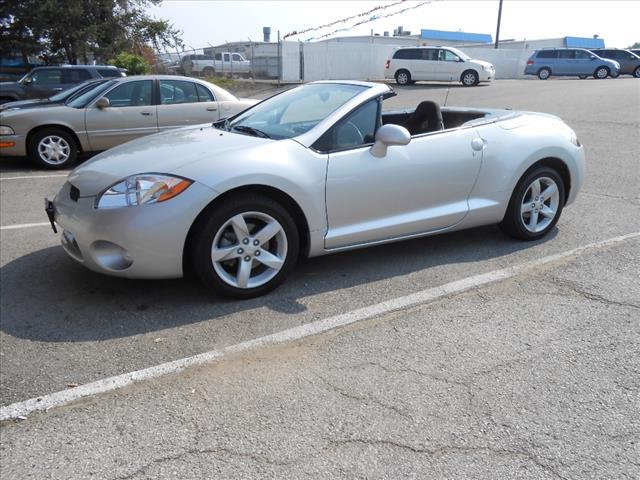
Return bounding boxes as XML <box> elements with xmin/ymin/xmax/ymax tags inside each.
<box><xmin>0</xmin><ymin>98</ymin><xmax>50</xmax><ymax>111</ymax></box>
<box><xmin>0</xmin><ymin>103</ymin><xmax>76</xmax><ymax>120</ymax></box>
<box><xmin>68</xmin><ymin>125</ymin><xmax>273</xmax><ymax>196</ymax></box>
<box><xmin>471</xmin><ymin>59</ymin><xmax>494</xmax><ymax>69</ymax></box>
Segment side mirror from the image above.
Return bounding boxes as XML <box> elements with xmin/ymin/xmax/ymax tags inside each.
<box><xmin>95</xmin><ymin>97</ymin><xmax>110</xmax><ymax>109</ymax></box>
<box><xmin>22</xmin><ymin>77</ymin><xmax>33</xmax><ymax>85</ymax></box>
<box><xmin>370</xmin><ymin>124</ymin><xmax>411</xmax><ymax>158</ymax></box>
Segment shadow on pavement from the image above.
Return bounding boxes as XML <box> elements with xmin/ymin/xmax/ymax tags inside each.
<box><xmin>0</xmin><ymin>225</ymin><xmax>557</xmax><ymax>343</ymax></box>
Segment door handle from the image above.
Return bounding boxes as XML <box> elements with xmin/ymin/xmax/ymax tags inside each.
<box><xmin>140</xmin><ymin>112</ymin><xmax>151</xmax><ymax>116</ymax></box>
<box><xmin>206</xmin><ymin>107</ymin><xmax>217</xmax><ymax>111</ymax></box>
<box><xmin>471</xmin><ymin>137</ymin><xmax>485</xmax><ymax>151</ymax></box>
<box><xmin>52</xmin><ymin>88</ymin><xmax>63</xmax><ymax>91</ymax></box>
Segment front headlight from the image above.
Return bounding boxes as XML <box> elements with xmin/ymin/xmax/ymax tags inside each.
<box><xmin>96</xmin><ymin>174</ymin><xmax>193</xmax><ymax>209</ymax></box>
<box><xmin>0</xmin><ymin>125</ymin><xmax>15</xmax><ymax>135</ymax></box>
<box><xmin>483</xmin><ymin>65</ymin><xmax>493</xmax><ymax>72</ymax></box>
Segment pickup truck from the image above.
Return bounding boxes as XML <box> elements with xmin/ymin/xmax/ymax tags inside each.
<box><xmin>181</xmin><ymin>52</ymin><xmax>251</xmax><ymax>78</ymax></box>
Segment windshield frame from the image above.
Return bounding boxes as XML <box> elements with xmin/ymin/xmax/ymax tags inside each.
<box><xmin>445</xmin><ymin>47</ymin><xmax>472</xmax><ymax>62</ymax></box>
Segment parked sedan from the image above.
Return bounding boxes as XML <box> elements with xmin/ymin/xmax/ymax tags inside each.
<box><xmin>0</xmin><ymin>75</ymin><xmax>257</xmax><ymax>168</ymax></box>
<box><xmin>48</xmin><ymin>81</ymin><xmax>585</xmax><ymax>298</ymax></box>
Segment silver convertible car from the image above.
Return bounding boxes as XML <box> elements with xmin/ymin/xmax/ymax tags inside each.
<box><xmin>48</xmin><ymin>81</ymin><xmax>585</xmax><ymax>298</ymax></box>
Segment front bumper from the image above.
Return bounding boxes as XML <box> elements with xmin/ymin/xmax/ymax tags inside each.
<box><xmin>0</xmin><ymin>134</ymin><xmax>27</xmax><ymax>156</ymax></box>
<box><xmin>479</xmin><ymin>69</ymin><xmax>495</xmax><ymax>82</ymax></box>
<box><xmin>51</xmin><ymin>180</ymin><xmax>217</xmax><ymax>279</ymax></box>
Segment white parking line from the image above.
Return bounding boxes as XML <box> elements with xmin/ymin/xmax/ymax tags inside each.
<box><xmin>0</xmin><ymin>222</ymin><xmax>51</xmax><ymax>231</ymax></box>
<box><xmin>1</xmin><ymin>231</ymin><xmax>638</xmax><ymax>421</ymax></box>
<box><xmin>0</xmin><ymin>174</ymin><xmax>69</xmax><ymax>181</ymax></box>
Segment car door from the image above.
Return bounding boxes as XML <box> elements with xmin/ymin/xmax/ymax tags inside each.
<box><xmin>438</xmin><ymin>49</ymin><xmax>464</xmax><ymax>82</ymax></box>
<box><xmin>23</xmin><ymin>68</ymin><xmax>65</xmax><ymax>98</ymax></box>
<box><xmin>574</xmin><ymin>49</ymin><xmax>595</xmax><ymax>75</ymax></box>
<box><xmin>324</xmin><ymin>99</ymin><xmax>483</xmax><ymax>249</ymax></box>
<box><xmin>556</xmin><ymin>50</ymin><xmax>576</xmax><ymax>75</ymax></box>
<box><xmin>84</xmin><ymin>79</ymin><xmax>158</xmax><ymax>151</ymax></box>
<box><xmin>156</xmin><ymin>79</ymin><xmax>220</xmax><ymax>131</ymax></box>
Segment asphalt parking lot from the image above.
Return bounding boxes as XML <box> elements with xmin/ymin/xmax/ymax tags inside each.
<box><xmin>1</xmin><ymin>78</ymin><xmax>639</xmax><ymax>478</ymax></box>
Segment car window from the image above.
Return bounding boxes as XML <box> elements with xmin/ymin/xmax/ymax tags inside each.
<box><xmin>28</xmin><ymin>69</ymin><xmax>62</xmax><ymax>84</ymax></box>
<box><xmin>104</xmin><ymin>80</ymin><xmax>153</xmax><ymax>107</ymax></box>
<box><xmin>159</xmin><ymin>79</ymin><xmax>199</xmax><ymax>105</ymax></box>
<box><xmin>393</xmin><ymin>49</ymin><xmax>420</xmax><ymax>60</ymax></box>
<box><xmin>223</xmin><ymin>53</ymin><xmax>230</xmax><ymax>62</ymax></box>
<box><xmin>214</xmin><ymin>53</ymin><xmax>222</xmax><ymax>61</ymax></box>
<box><xmin>314</xmin><ymin>99</ymin><xmax>379</xmax><ymax>152</ymax></box>
<box><xmin>232</xmin><ymin>54</ymin><xmax>243</xmax><ymax>61</ymax></box>
<box><xmin>196</xmin><ymin>83</ymin><xmax>215</xmax><ymax>102</ymax></box>
<box><xmin>574</xmin><ymin>50</ymin><xmax>591</xmax><ymax>60</ymax></box>
<box><xmin>64</xmin><ymin>69</ymin><xmax>92</xmax><ymax>83</ymax></box>
<box><xmin>439</xmin><ymin>49</ymin><xmax>461</xmax><ymax>62</ymax></box>
<box><xmin>537</xmin><ymin>50</ymin><xmax>557</xmax><ymax>59</ymax></box>
<box><xmin>97</xmin><ymin>68</ymin><xmax>122</xmax><ymax>78</ymax></box>
<box><xmin>66</xmin><ymin>80</ymin><xmax>117</xmax><ymax>108</ymax></box>
<box><xmin>558</xmin><ymin>50</ymin><xmax>575</xmax><ymax>59</ymax></box>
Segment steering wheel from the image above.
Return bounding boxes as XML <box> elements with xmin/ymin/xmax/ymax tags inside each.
<box><xmin>336</xmin><ymin>121</ymin><xmax>364</xmax><ymax>148</ymax></box>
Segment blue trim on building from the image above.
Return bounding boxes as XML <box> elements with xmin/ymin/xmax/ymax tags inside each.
<box><xmin>420</xmin><ymin>29</ymin><xmax>492</xmax><ymax>43</ymax></box>
<box><xmin>565</xmin><ymin>36</ymin><xmax>605</xmax><ymax>48</ymax></box>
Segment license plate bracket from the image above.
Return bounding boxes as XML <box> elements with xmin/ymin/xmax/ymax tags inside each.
<box><xmin>44</xmin><ymin>198</ymin><xmax>58</xmax><ymax>234</ymax></box>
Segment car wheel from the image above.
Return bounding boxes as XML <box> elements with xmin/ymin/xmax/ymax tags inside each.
<box><xmin>609</xmin><ymin>70</ymin><xmax>620</xmax><ymax>78</ymax></box>
<box><xmin>594</xmin><ymin>66</ymin><xmax>609</xmax><ymax>79</ymax></box>
<box><xmin>29</xmin><ymin>128</ymin><xmax>78</xmax><ymax>169</ymax></box>
<box><xmin>500</xmin><ymin>166</ymin><xmax>565</xmax><ymax>241</ymax></box>
<box><xmin>537</xmin><ymin>68</ymin><xmax>551</xmax><ymax>80</ymax></box>
<box><xmin>191</xmin><ymin>194</ymin><xmax>300</xmax><ymax>298</ymax></box>
<box><xmin>461</xmin><ymin>70</ymin><xmax>479</xmax><ymax>86</ymax></box>
<box><xmin>395</xmin><ymin>70</ymin><xmax>411</xmax><ymax>86</ymax></box>
<box><xmin>578</xmin><ymin>75</ymin><xmax>588</xmax><ymax>80</ymax></box>
<box><xmin>202</xmin><ymin>67</ymin><xmax>215</xmax><ymax>77</ymax></box>
<box><xmin>633</xmin><ymin>67</ymin><xmax>640</xmax><ymax>78</ymax></box>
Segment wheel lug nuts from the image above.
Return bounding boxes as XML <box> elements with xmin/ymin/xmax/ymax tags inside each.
<box><xmin>253</xmin><ymin>240</ymin><xmax>259</xmax><ymax>246</ymax></box>
<box><xmin>255</xmin><ymin>250</ymin><xmax>260</xmax><ymax>256</ymax></box>
<box><xmin>242</xmin><ymin>238</ymin><xmax>249</xmax><ymax>245</ymax></box>
<box><xmin>244</xmin><ymin>256</ymin><xmax>251</xmax><ymax>262</ymax></box>
<box><xmin>237</xmin><ymin>248</ymin><xmax>244</xmax><ymax>254</ymax></box>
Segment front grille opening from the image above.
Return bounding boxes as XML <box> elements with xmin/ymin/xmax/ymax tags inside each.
<box><xmin>70</xmin><ymin>185</ymin><xmax>80</xmax><ymax>202</ymax></box>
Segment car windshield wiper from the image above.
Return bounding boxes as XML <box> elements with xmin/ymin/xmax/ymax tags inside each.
<box><xmin>232</xmin><ymin>124</ymin><xmax>271</xmax><ymax>139</ymax></box>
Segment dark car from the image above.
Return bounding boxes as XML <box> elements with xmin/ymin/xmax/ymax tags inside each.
<box><xmin>0</xmin><ymin>79</ymin><xmax>110</xmax><ymax>111</ymax></box>
<box><xmin>590</xmin><ymin>49</ymin><xmax>640</xmax><ymax>78</ymax></box>
<box><xmin>0</xmin><ymin>65</ymin><xmax>124</xmax><ymax>104</ymax></box>
<box><xmin>631</xmin><ymin>49</ymin><xmax>640</xmax><ymax>58</ymax></box>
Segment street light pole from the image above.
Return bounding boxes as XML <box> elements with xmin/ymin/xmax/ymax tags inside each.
<box><xmin>494</xmin><ymin>0</ymin><xmax>503</xmax><ymax>49</ymax></box>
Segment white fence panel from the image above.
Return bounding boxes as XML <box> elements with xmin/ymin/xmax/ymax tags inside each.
<box><xmin>302</xmin><ymin>42</ymin><xmax>396</xmax><ymax>81</ymax></box>
<box><xmin>280</xmin><ymin>41</ymin><xmax>301</xmax><ymax>81</ymax></box>
<box><xmin>463</xmin><ymin>48</ymin><xmax>535</xmax><ymax>79</ymax></box>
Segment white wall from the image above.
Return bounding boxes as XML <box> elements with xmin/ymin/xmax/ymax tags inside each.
<box><xmin>461</xmin><ymin>48</ymin><xmax>535</xmax><ymax>79</ymax></box>
<box><xmin>280</xmin><ymin>41</ymin><xmax>301</xmax><ymax>81</ymax></box>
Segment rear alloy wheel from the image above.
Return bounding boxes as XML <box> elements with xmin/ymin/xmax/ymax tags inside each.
<box><xmin>395</xmin><ymin>70</ymin><xmax>411</xmax><ymax>86</ymax></box>
<box><xmin>191</xmin><ymin>195</ymin><xmax>299</xmax><ymax>298</ymax></box>
<box><xmin>578</xmin><ymin>75</ymin><xmax>588</xmax><ymax>80</ymax></box>
<box><xmin>500</xmin><ymin>167</ymin><xmax>565</xmax><ymax>241</ymax></box>
<box><xmin>633</xmin><ymin>67</ymin><xmax>640</xmax><ymax>78</ymax></box>
<box><xmin>538</xmin><ymin>68</ymin><xmax>551</xmax><ymax>80</ymax></box>
<box><xmin>461</xmin><ymin>70</ymin><xmax>479</xmax><ymax>86</ymax></box>
<box><xmin>594</xmin><ymin>66</ymin><xmax>609</xmax><ymax>79</ymax></box>
<box><xmin>610</xmin><ymin>70</ymin><xmax>620</xmax><ymax>78</ymax></box>
<box><xmin>29</xmin><ymin>128</ymin><xmax>78</xmax><ymax>169</ymax></box>
<box><xmin>202</xmin><ymin>67</ymin><xmax>215</xmax><ymax>77</ymax></box>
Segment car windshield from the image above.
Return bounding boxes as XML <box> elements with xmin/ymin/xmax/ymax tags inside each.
<box><xmin>48</xmin><ymin>80</ymin><xmax>105</xmax><ymax>102</ymax></box>
<box><xmin>66</xmin><ymin>80</ymin><xmax>117</xmax><ymax>108</ymax></box>
<box><xmin>446</xmin><ymin>47</ymin><xmax>471</xmax><ymax>61</ymax></box>
<box><xmin>223</xmin><ymin>83</ymin><xmax>368</xmax><ymax>140</ymax></box>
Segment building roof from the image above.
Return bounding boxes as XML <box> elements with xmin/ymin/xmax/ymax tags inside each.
<box><xmin>564</xmin><ymin>36</ymin><xmax>605</xmax><ymax>48</ymax></box>
<box><xmin>420</xmin><ymin>29</ymin><xmax>492</xmax><ymax>43</ymax></box>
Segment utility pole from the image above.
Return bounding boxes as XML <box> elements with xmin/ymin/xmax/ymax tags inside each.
<box><xmin>494</xmin><ymin>0</ymin><xmax>503</xmax><ymax>49</ymax></box>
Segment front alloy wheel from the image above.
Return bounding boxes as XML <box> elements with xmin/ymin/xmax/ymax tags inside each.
<box><xmin>594</xmin><ymin>66</ymin><xmax>609</xmax><ymax>79</ymax></box>
<box><xmin>191</xmin><ymin>195</ymin><xmax>299</xmax><ymax>298</ymax></box>
<box><xmin>500</xmin><ymin>167</ymin><xmax>565</xmax><ymax>240</ymax></box>
<box><xmin>461</xmin><ymin>71</ymin><xmax>479</xmax><ymax>86</ymax></box>
<box><xmin>29</xmin><ymin>128</ymin><xmax>78</xmax><ymax>169</ymax></box>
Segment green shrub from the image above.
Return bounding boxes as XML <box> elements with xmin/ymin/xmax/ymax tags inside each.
<box><xmin>108</xmin><ymin>52</ymin><xmax>151</xmax><ymax>75</ymax></box>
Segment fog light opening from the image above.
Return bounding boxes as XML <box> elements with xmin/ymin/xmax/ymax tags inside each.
<box><xmin>91</xmin><ymin>241</ymin><xmax>133</xmax><ymax>271</ymax></box>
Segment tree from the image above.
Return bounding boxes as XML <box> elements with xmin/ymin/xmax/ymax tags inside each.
<box><xmin>0</xmin><ymin>0</ymin><xmax>182</xmax><ymax>64</ymax></box>
<box><xmin>628</xmin><ymin>42</ymin><xmax>640</xmax><ymax>49</ymax></box>
<box><xmin>108</xmin><ymin>52</ymin><xmax>151</xmax><ymax>75</ymax></box>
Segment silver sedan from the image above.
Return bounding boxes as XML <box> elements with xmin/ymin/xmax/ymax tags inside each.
<box><xmin>49</xmin><ymin>81</ymin><xmax>585</xmax><ymax>298</ymax></box>
<box><xmin>0</xmin><ymin>75</ymin><xmax>256</xmax><ymax>168</ymax></box>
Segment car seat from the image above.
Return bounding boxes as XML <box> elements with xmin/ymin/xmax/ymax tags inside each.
<box><xmin>402</xmin><ymin>101</ymin><xmax>444</xmax><ymax>135</ymax></box>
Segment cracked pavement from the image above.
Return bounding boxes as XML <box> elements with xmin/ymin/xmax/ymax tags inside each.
<box><xmin>1</xmin><ymin>238</ymin><xmax>638</xmax><ymax>479</ymax></box>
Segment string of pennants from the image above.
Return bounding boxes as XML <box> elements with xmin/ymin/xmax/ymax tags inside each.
<box><xmin>283</xmin><ymin>0</ymin><xmax>436</xmax><ymax>41</ymax></box>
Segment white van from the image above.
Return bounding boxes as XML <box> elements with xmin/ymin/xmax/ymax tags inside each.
<box><xmin>384</xmin><ymin>46</ymin><xmax>495</xmax><ymax>86</ymax></box>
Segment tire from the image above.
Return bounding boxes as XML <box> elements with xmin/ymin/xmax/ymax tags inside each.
<box><xmin>202</xmin><ymin>67</ymin><xmax>215</xmax><ymax>77</ymax></box>
<box><xmin>537</xmin><ymin>68</ymin><xmax>551</xmax><ymax>80</ymax></box>
<box><xmin>395</xmin><ymin>69</ymin><xmax>411</xmax><ymax>86</ymax></box>
<box><xmin>594</xmin><ymin>66</ymin><xmax>609</xmax><ymax>79</ymax></box>
<box><xmin>500</xmin><ymin>166</ymin><xmax>565</xmax><ymax>241</ymax></box>
<box><xmin>633</xmin><ymin>67</ymin><xmax>640</xmax><ymax>78</ymax></box>
<box><xmin>28</xmin><ymin>127</ymin><xmax>78</xmax><ymax>169</ymax></box>
<box><xmin>461</xmin><ymin>70</ymin><xmax>479</xmax><ymax>86</ymax></box>
<box><xmin>578</xmin><ymin>75</ymin><xmax>588</xmax><ymax>80</ymax></box>
<box><xmin>610</xmin><ymin>70</ymin><xmax>620</xmax><ymax>78</ymax></box>
<box><xmin>191</xmin><ymin>194</ymin><xmax>300</xmax><ymax>298</ymax></box>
